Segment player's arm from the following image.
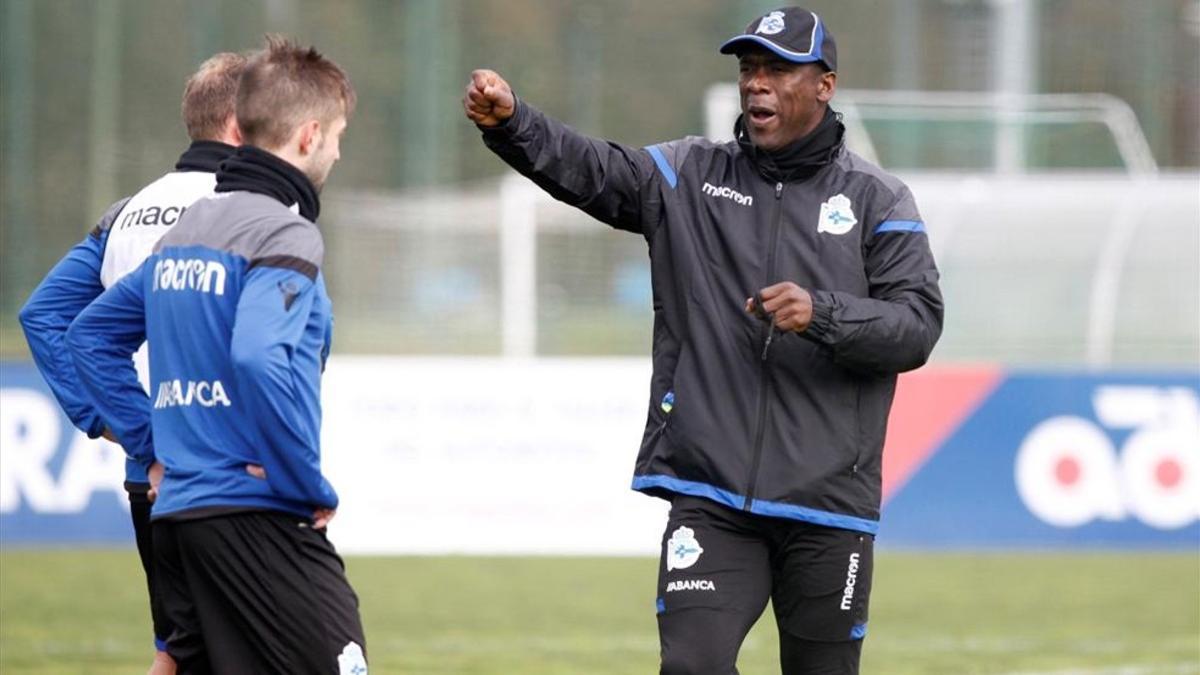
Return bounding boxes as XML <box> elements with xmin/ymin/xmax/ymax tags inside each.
<box><xmin>229</xmin><ymin>235</ymin><xmax>337</xmax><ymax>510</ymax></box>
<box><xmin>18</xmin><ymin>198</ymin><xmax>129</xmax><ymax>438</ymax></box>
<box><xmin>464</xmin><ymin>69</ymin><xmax>657</xmax><ymax>234</ymax></box>
<box><xmin>64</xmin><ymin>261</ymin><xmax>155</xmax><ymax>468</ymax></box>
<box><xmin>751</xmin><ymin>188</ymin><xmax>943</xmax><ymax>374</ymax></box>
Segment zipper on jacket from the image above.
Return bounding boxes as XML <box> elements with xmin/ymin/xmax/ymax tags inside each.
<box><xmin>744</xmin><ymin>181</ymin><xmax>785</xmax><ymax>510</ymax></box>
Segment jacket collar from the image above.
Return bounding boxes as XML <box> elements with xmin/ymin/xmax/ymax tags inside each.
<box><xmin>214</xmin><ymin>145</ymin><xmax>321</xmax><ymax>222</ymax></box>
<box><xmin>174</xmin><ymin>140</ymin><xmax>236</xmax><ymax>173</ymax></box>
<box><xmin>735</xmin><ymin>106</ymin><xmax>845</xmax><ymax>182</ymax></box>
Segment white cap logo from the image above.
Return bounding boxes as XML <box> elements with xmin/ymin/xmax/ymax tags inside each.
<box><xmin>756</xmin><ymin>11</ymin><xmax>786</xmax><ymax>36</ymax></box>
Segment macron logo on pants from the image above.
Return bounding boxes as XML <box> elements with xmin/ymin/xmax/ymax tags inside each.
<box><xmin>840</xmin><ymin>552</ymin><xmax>860</xmax><ymax>610</ymax></box>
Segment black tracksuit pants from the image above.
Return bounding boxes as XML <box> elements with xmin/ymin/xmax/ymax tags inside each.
<box><xmin>153</xmin><ymin>511</ymin><xmax>366</xmax><ymax>674</ymax></box>
<box><xmin>127</xmin><ymin>482</ymin><xmax>170</xmax><ymax>649</ymax></box>
<box><xmin>656</xmin><ymin>496</ymin><xmax>873</xmax><ymax>675</ymax></box>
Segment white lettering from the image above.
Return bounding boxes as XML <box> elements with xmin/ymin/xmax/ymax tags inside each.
<box><xmin>1016</xmin><ymin>386</ymin><xmax>1200</xmax><ymax>530</ymax></box>
<box><xmin>209</xmin><ymin>380</ymin><xmax>230</xmax><ymax>407</ymax></box>
<box><xmin>0</xmin><ymin>390</ymin><xmax>61</xmax><ymax>512</ymax></box>
<box><xmin>0</xmin><ymin>389</ymin><xmax>126</xmax><ymax>514</ymax></box>
<box><xmin>173</xmin><ymin>260</ymin><xmax>187</xmax><ymax>289</ymax></box>
<box><xmin>665</xmin><ymin>579</ymin><xmax>716</xmax><ymax>592</ymax></box>
<box><xmin>153</xmin><ymin>379</ymin><xmax>232</xmax><ymax>409</ymax></box>
<box><xmin>204</xmin><ymin>260</ymin><xmax>226</xmax><ymax>295</ymax></box>
<box><xmin>702</xmin><ymin>182</ymin><xmax>753</xmax><ymax>206</ymax></box>
<box><xmin>840</xmin><ymin>552</ymin><xmax>860</xmax><ymax>610</ymax></box>
<box><xmin>151</xmin><ymin>258</ymin><xmax>226</xmax><ymax>296</ymax></box>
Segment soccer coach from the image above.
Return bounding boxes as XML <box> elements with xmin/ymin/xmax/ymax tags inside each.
<box><xmin>65</xmin><ymin>36</ymin><xmax>366</xmax><ymax>674</ymax></box>
<box><xmin>465</xmin><ymin>7</ymin><xmax>942</xmax><ymax>674</ymax></box>
<box><xmin>19</xmin><ymin>51</ymin><xmax>246</xmax><ymax>674</ymax></box>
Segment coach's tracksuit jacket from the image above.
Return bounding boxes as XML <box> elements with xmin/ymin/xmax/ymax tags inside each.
<box><xmin>482</xmin><ymin>102</ymin><xmax>943</xmax><ymax>535</ymax></box>
<box><xmin>19</xmin><ymin>141</ymin><xmax>233</xmax><ymax>486</ymax></box>
<box><xmin>66</xmin><ymin>146</ymin><xmax>337</xmax><ymax>519</ymax></box>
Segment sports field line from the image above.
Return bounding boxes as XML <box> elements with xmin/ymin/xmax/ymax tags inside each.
<box><xmin>997</xmin><ymin>664</ymin><xmax>1200</xmax><ymax>675</ymax></box>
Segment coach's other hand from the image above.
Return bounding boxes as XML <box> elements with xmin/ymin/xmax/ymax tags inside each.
<box><xmin>746</xmin><ymin>282</ymin><xmax>814</xmax><ymax>333</ymax></box>
<box><xmin>464</xmin><ymin>69</ymin><xmax>515</xmax><ymax>127</ymax></box>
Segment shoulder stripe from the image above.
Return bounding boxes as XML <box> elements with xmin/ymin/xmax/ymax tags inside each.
<box><xmin>248</xmin><ymin>254</ymin><xmax>318</xmax><ymax>281</ymax></box>
<box><xmin>89</xmin><ymin>196</ymin><xmax>134</xmax><ymax>238</ymax></box>
<box><xmin>645</xmin><ymin>145</ymin><xmax>678</xmax><ymax>189</ymax></box>
<box><xmin>874</xmin><ymin>220</ymin><xmax>925</xmax><ymax>235</ymax></box>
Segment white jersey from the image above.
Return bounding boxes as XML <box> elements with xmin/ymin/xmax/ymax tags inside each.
<box><xmin>100</xmin><ymin>170</ymin><xmax>220</xmax><ymax>389</ymax></box>
<box><xmin>101</xmin><ymin>171</ymin><xmax>218</xmax><ymax>287</ymax></box>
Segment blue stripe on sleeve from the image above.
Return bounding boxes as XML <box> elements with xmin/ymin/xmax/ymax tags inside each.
<box><xmin>874</xmin><ymin>220</ymin><xmax>925</xmax><ymax>234</ymax></box>
<box><xmin>851</xmin><ymin>622</ymin><xmax>868</xmax><ymax>639</ymax></box>
<box><xmin>645</xmin><ymin>145</ymin><xmax>678</xmax><ymax>189</ymax></box>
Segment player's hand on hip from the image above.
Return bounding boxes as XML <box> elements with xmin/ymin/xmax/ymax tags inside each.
<box><xmin>147</xmin><ymin>461</ymin><xmax>165</xmax><ymax>503</ymax></box>
<box><xmin>750</xmin><ymin>282</ymin><xmax>814</xmax><ymax>333</ymax></box>
<box><xmin>464</xmin><ymin>69</ymin><xmax>515</xmax><ymax>127</ymax></box>
<box><xmin>148</xmin><ymin>648</ymin><xmax>176</xmax><ymax>674</ymax></box>
<box><xmin>313</xmin><ymin>508</ymin><xmax>336</xmax><ymax>530</ymax></box>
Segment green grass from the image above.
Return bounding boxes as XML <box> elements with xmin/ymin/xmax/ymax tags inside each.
<box><xmin>1</xmin><ymin>551</ymin><xmax>1197</xmax><ymax>674</ymax></box>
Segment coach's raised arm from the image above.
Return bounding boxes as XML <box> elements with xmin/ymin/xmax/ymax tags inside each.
<box><xmin>463</xmin><ymin>68</ymin><xmax>655</xmax><ymax>235</ymax></box>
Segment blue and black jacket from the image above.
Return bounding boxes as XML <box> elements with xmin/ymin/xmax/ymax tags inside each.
<box><xmin>66</xmin><ymin>146</ymin><xmax>337</xmax><ymax>520</ymax></box>
<box><xmin>481</xmin><ymin>102</ymin><xmax>944</xmax><ymax>535</ymax></box>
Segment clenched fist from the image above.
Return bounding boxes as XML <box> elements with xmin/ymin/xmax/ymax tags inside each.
<box><xmin>463</xmin><ymin>69</ymin><xmax>516</xmax><ymax>127</ymax></box>
<box><xmin>746</xmin><ymin>282</ymin><xmax>815</xmax><ymax>333</ymax></box>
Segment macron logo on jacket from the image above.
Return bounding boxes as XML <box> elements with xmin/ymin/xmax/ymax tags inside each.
<box><xmin>702</xmin><ymin>181</ymin><xmax>753</xmax><ymax>207</ymax></box>
<box><xmin>117</xmin><ymin>204</ymin><xmax>188</xmax><ymax>229</ymax></box>
<box><xmin>152</xmin><ymin>258</ymin><xmax>227</xmax><ymax>295</ymax></box>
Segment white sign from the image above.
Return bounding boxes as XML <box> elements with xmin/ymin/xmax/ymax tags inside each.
<box><xmin>320</xmin><ymin>357</ymin><xmax>668</xmax><ymax>554</ymax></box>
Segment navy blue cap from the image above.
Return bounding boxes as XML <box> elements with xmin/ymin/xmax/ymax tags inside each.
<box><xmin>719</xmin><ymin>7</ymin><xmax>837</xmax><ymax>72</ymax></box>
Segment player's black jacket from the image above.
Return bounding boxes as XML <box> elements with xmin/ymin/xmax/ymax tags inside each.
<box><xmin>481</xmin><ymin>102</ymin><xmax>943</xmax><ymax>534</ymax></box>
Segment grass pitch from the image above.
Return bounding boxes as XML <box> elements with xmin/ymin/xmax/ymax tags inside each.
<box><xmin>0</xmin><ymin>550</ymin><xmax>1196</xmax><ymax>674</ymax></box>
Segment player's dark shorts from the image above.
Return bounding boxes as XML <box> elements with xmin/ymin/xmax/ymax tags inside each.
<box><xmin>656</xmin><ymin>496</ymin><xmax>873</xmax><ymax>675</ymax></box>
<box><xmin>153</xmin><ymin>510</ymin><xmax>367</xmax><ymax>675</ymax></box>
<box><xmin>126</xmin><ymin>481</ymin><xmax>171</xmax><ymax>650</ymax></box>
